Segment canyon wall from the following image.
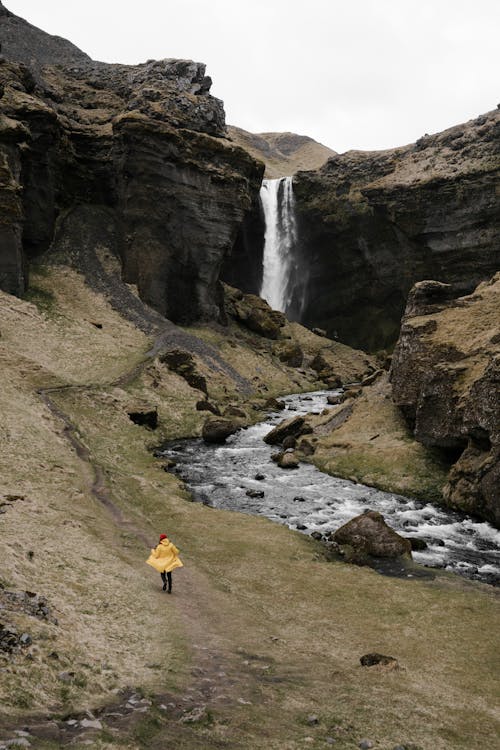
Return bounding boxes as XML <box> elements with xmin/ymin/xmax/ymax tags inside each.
<box><xmin>390</xmin><ymin>275</ymin><xmax>500</xmax><ymax>525</ymax></box>
<box><xmin>292</xmin><ymin>110</ymin><xmax>500</xmax><ymax>351</ymax></box>
<box><xmin>0</xmin><ymin>2</ymin><xmax>263</xmax><ymax>323</ymax></box>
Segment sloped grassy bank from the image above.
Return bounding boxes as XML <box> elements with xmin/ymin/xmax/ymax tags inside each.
<box><xmin>0</xmin><ymin>265</ymin><xmax>498</xmax><ymax>750</ymax></box>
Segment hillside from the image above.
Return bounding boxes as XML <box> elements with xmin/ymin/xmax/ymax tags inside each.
<box><xmin>227</xmin><ymin>125</ymin><xmax>336</xmax><ymax>177</ymax></box>
<box><xmin>0</xmin><ymin>260</ymin><xmax>499</xmax><ymax>750</ymax></box>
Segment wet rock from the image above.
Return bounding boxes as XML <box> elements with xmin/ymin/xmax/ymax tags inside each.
<box><xmin>202</xmin><ymin>417</ymin><xmax>239</xmax><ymax>443</ymax></box>
<box><xmin>333</xmin><ymin>511</ymin><xmax>412</xmax><ymax>558</ymax></box>
<box><xmin>254</xmin><ymin>473</ymin><xmax>266</xmax><ymax>480</ymax></box>
<box><xmin>264</xmin><ymin>415</ymin><xmax>312</xmax><ymax>445</ymax></box>
<box><xmin>312</xmin><ymin>327</ymin><xmax>327</xmax><ymax>337</ymax></box>
<box><xmin>360</xmin><ymin>652</ymin><xmax>399</xmax><ymax>669</ymax></box>
<box><xmin>282</xmin><ymin>436</ymin><xmax>297</xmax><ymax>450</ymax></box>
<box><xmin>128</xmin><ymin>409</ymin><xmax>158</xmax><ymax>429</ymax></box>
<box><xmin>293</xmin><ymin>496</ymin><xmax>306</xmax><ymax>502</ymax></box>
<box><xmin>327</xmin><ymin>394</ymin><xmax>343</xmax><ymax>405</ymax></box>
<box><xmin>407</xmin><ymin>537</ymin><xmax>428</xmax><ymax>551</ymax></box>
<box><xmin>162</xmin><ymin>459</ymin><xmax>177</xmax><ymax>471</ymax></box>
<box><xmin>246</xmin><ymin>489</ymin><xmax>264</xmax><ymax>498</ymax></box>
<box><xmin>196</xmin><ymin>400</ymin><xmax>220</xmax><ymax>415</ymax></box>
<box><xmin>276</xmin><ymin>451</ymin><xmax>299</xmax><ymax>469</ymax></box>
<box><xmin>264</xmin><ymin>397</ymin><xmax>286</xmax><ymax>411</ymax></box>
<box><xmin>311</xmin><ymin>531</ymin><xmax>324</xmax><ymax>540</ymax></box>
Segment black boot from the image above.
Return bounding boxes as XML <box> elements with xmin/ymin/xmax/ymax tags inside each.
<box><xmin>161</xmin><ymin>572</ymin><xmax>167</xmax><ymax>591</ymax></box>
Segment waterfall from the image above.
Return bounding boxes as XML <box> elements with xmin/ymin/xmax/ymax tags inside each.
<box><xmin>259</xmin><ymin>176</ymin><xmax>299</xmax><ymax>314</ymax></box>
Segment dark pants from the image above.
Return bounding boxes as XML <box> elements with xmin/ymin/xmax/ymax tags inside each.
<box><xmin>161</xmin><ymin>571</ymin><xmax>172</xmax><ymax>591</ymax></box>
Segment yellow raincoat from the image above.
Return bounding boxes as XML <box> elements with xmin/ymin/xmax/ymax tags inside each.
<box><xmin>146</xmin><ymin>538</ymin><xmax>183</xmax><ymax>573</ymax></box>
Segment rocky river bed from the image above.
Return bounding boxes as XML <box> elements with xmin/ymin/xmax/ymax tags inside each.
<box><xmin>159</xmin><ymin>390</ymin><xmax>500</xmax><ymax>586</ymax></box>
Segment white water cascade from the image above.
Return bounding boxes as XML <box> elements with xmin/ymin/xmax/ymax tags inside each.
<box><xmin>259</xmin><ymin>176</ymin><xmax>298</xmax><ymax>313</ymax></box>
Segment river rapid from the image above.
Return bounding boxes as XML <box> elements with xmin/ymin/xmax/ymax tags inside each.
<box><xmin>159</xmin><ymin>390</ymin><xmax>500</xmax><ymax>586</ymax></box>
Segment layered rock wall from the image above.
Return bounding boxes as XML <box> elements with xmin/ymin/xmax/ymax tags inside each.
<box><xmin>390</xmin><ymin>276</ymin><xmax>500</xmax><ymax>525</ymax></box>
<box><xmin>0</xmin><ymin>4</ymin><xmax>263</xmax><ymax>323</ymax></box>
<box><xmin>292</xmin><ymin>110</ymin><xmax>500</xmax><ymax>351</ymax></box>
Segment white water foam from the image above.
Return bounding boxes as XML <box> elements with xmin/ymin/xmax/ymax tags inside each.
<box><xmin>260</xmin><ymin>176</ymin><xmax>297</xmax><ymax>313</ymax></box>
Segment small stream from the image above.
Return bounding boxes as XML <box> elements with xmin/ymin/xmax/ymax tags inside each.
<box><xmin>159</xmin><ymin>390</ymin><xmax>500</xmax><ymax>586</ymax></box>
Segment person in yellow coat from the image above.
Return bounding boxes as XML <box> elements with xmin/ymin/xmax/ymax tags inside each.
<box><xmin>146</xmin><ymin>533</ymin><xmax>183</xmax><ymax>593</ymax></box>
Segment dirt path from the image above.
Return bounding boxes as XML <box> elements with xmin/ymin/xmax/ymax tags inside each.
<box><xmin>0</xmin><ymin>329</ymin><xmax>260</xmax><ymax>747</ymax></box>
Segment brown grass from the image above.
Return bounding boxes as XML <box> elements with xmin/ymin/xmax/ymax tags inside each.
<box><xmin>0</xmin><ymin>267</ymin><xmax>498</xmax><ymax>750</ymax></box>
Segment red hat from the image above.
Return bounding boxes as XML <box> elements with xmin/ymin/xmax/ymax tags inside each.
<box><xmin>159</xmin><ymin>533</ymin><xmax>167</xmax><ymax>541</ymax></box>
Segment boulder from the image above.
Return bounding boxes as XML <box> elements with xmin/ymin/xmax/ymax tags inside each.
<box><xmin>282</xmin><ymin>436</ymin><xmax>297</xmax><ymax>450</ymax></box>
<box><xmin>264</xmin><ymin>415</ymin><xmax>312</xmax><ymax>445</ymax></box>
<box><xmin>327</xmin><ymin>394</ymin><xmax>343</xmax><ymax>405</ymax></box>
<box><xmin>276</xmin><ymin>451</ymin><xmax>299</xmax><ymax>469</ymax></box>
<box><xmin>273</xmin><ymin>341</ymin><xmax>304</xmax><ymax>367</ymax></box>
<box><xmin>333</xmin><ymin>511</ymin><xmax>412</xmax><ymax>558</ymax></box>
<box><xmin>225</xmin><ymin>286</ymin><xmax>286</xmax><ymax>339</ymax></box>
<box><xmin>202</xmin><ymin>417</ymin><xmax>239</xmax><ymax>444</ymax></box>
<box><xmin>246</xmin><ymin>489</ymin><xmax>264</xmax><ymax>498</ymax></box>
<box><xmin>264</xmin><ymin>397</ymin><xmax>286</xmax><ymax>411</ymax></box>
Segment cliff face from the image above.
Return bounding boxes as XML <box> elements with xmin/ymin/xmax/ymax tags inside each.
<box><xmin>0</xmin><ymin>3</ymin><xmax>263</xmax><ymax>323</ymax></box>
<box><xmin>293</xmin><ymin>110</ymin><xmax>500</xmax><ymax>351</ymax></box>
<box><xmin>390</xmin><ymin>275</ymin><xmax>500</xmax><ymax>525</ymax></box>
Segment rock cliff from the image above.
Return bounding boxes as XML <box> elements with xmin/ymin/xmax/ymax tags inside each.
<box><xmin>292</xmin><ymin>110</ymin><xmax>500</xmax><ymax>351</ymax></box>
<box><xmin>390</xmin><ymin>275</ymin><xmax>500</xmax><ymax>525</ymax></box>
<box><xmin>0</xmin><ymin>2</ymin><xmax>263</xmax><ymax>322</ymax></box>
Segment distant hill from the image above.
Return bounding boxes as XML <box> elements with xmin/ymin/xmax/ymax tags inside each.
<box><xmin>0</xmin><ymin>0</ymin><xmax>90</xmax><ymax>66</ymax></box>
<box><xmin>227</xmin><ymin>125</ymin><xmax>336</xmax><ymax>178</ymax></box>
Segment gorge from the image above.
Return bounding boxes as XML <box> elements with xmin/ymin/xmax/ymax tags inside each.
<box><xmin>0</xmin><ymin>3</ymin><xmax>499</xmax><ymax>747</ymax></box>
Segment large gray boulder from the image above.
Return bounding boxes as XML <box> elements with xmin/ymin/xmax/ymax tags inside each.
<box><xmin>333</xmin><ymin>511</ymin><xmax>412</xmax><ymax>559</ymax></box>
<box><xmin>202</xmin><ymin>417</ymin><xmax>239</xmax><ymax>444</ymax></box>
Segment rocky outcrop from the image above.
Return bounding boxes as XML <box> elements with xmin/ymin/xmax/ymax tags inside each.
<box><xmin>0</xmin><ymin>3</ymin><xmax>263</xmax><ymax>322</ymax></box>
<box><xmin>292</xmin><ymin>109</ymin><xmax>500</xmax><ymax>351</ymax></box>
<box><xmin>224</xmin><ymin>284</ymin><xmax>286</xmax><ymax>338</ymax></box>
<box><xmin>390</xmin><ymin>274</ymin><xmax>500</xmax><ymax>525</ymax></box>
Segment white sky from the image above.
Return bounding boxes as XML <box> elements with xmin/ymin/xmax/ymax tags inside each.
<box><xmin>6</xmin><ymin>0</ymin><xmax>500</xmax><ymax>153</ymax></box>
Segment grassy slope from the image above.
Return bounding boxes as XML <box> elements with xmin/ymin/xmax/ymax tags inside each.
<box><xmin>311</xmin><ymin>376</ymin><xmax>450</xmax><ymax>502</ymax></box>
<box><xmin>0</xmin><ymin>267</ymin><xmax>498</xmax><ymax>750</ymax></box>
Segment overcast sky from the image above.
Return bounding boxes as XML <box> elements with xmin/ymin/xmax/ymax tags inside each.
<box><xmin>6</xmin><ymin>0</ymin><xmax>500</xmax><ymax>153</ymax></box>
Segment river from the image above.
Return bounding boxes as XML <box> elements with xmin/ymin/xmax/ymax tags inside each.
<box><xmin>158</xmin><ymin>389</ymin><xmax>500</xmax><ymax>586</ymax></box>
